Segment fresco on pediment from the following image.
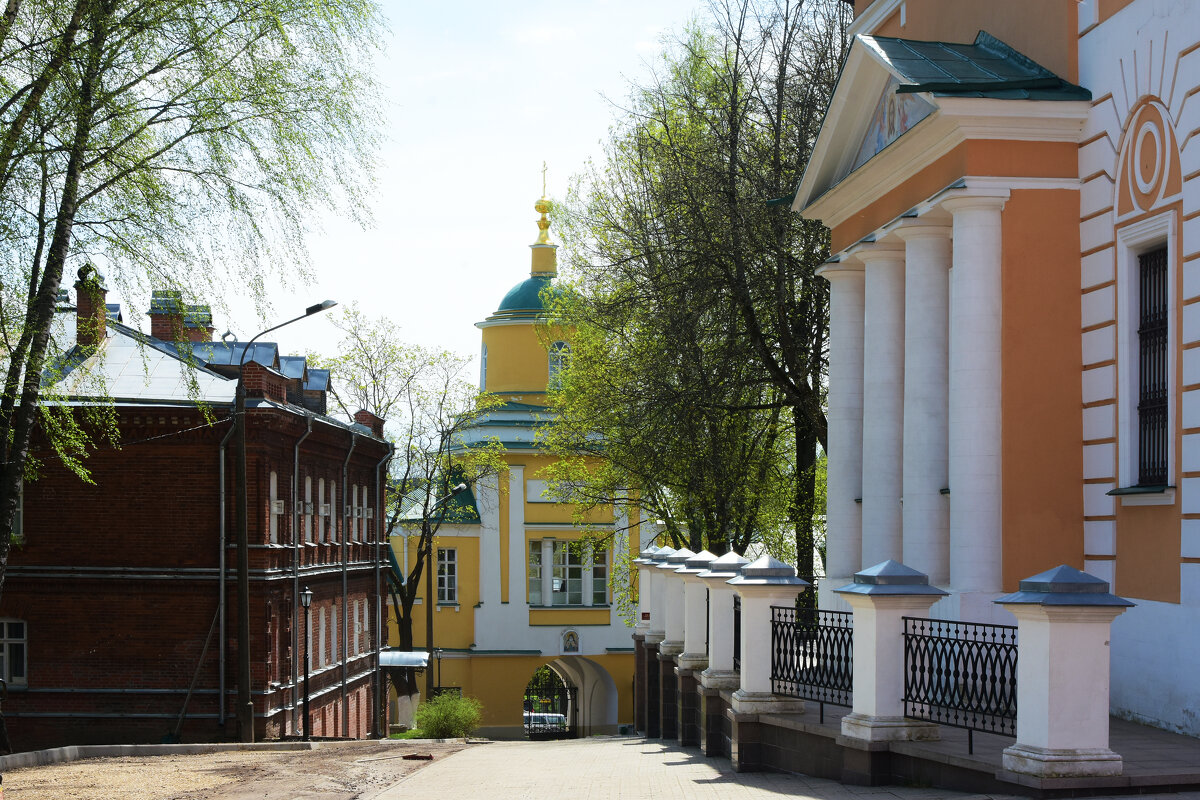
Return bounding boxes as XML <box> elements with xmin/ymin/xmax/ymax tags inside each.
<box><xmin>847</xmin><ymin>75</ymin><xmax>934</xmax><ymax>177</ymax></box>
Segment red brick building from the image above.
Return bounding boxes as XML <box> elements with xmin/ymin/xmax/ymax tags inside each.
<box><xmin>1</xmin><ymin>274</ymin><xmax>390</xmax><ymax>751</ymax></box>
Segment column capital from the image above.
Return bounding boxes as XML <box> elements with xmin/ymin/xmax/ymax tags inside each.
<box><xmin>890</xmin><ymin>220</ymin><xmax>952</xmax><ymax>242</ymax></box>
<box><xmin>846</xmin><ymin>240</ymin><xmax>904</xmax><ymax>266</ymax></box>
<box><xmin>816</xmin><ymin>258</ymin><xmax>865</xmax><ymax>280</ymax></box>
<box><xmin>941</xmin><ymin>192</ymin><xmax>1009</xmax><ymax>215</ymax></box>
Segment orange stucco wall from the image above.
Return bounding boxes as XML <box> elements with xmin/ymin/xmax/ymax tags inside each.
<box><xmin>830</xmin><ymin>140</ymin><xmax>1079</xmax><ymax>253</ymax></box>
<box><xmin>1113</xmin><ymin>204</ymin><xmax>1184</xmax><ymax>604</ymax></box>
<box><xmin>865</xmin><ymin>0</ymin><xmax>1077</xmax><ymax>83</ymax></box>
<box><xmin>1000</xmin><ymin>189</ymin><xmax>1085</xmax><ymax>589</ymax></box>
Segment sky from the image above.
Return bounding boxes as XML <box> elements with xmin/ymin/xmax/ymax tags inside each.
<box><xmin>197</xmin><ymin>0</ymin><xmax>708</xmax><ymax>367</ymax></box>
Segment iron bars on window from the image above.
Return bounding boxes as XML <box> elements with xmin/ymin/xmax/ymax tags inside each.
<box><xmin>902</xmin><ymin>616</ymin><xmax>1017</xmax><ymax>752</ymax></box>
<box><xmin>771</xmin><ymin>606</ymin><xmax>853</xmax><ymax>719</ymax></box>
<box><xmin>1138</xmin><ymin>246</ymin><xmax>1168</xmax><ymax>487</ymax></box>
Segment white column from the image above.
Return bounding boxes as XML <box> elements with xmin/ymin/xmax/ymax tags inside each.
<box><xmin>647</xmin><ymin>548</ymin><xmax>674</xmax><ymax>642</ymax></box>
<box><xmin>540</xmin><ymin>538</ymin><xmax>554</xmax><ymax>607</ymax></box>
<box><xmin>698</xmin><ymin>552</ymin><xmax>747</xmax><ymax>689</ymax></box>
<box><xmin>634</xmin><ymin>553</ymin><xmax>656</xmax><ymax>633</ymax></box>
<box><xmin>943</xmin><ymin>195</ymin><xmax>1007</xmax><ymax>600</ymax></box>
<box><xmin>817</xmin><ymin>259</ymin><xmax>865</xmax><ymax>606</ymax></box>
<box><xmin>728</xmin><ymin>556</ymin><xmax>809</xmax><ymax>714</ymax></box>
<box><xmin>894</xmin><ymin>222</ymin><xmax>951</xmax><ymax>585</ymax></box>
<box><xmin>659</xmin><ymin>550</ymin><xmax>692</xmax><ymax>654</ymax></box>
<box><xmin>679</xmin><ymin>551</ymin><xmax>716</xmax><ymax>669</ymax></box>
<box><xmin>859</xmin><ymin>244</ymin><xmax>906</xmax><ymax>568</ymax></box>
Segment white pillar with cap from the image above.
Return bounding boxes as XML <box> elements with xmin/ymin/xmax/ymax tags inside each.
<box><xmin>647</xmin><ymin>546</ymin><xmax>675</xmax><ymax>644</ymax></box>
<box><xmin>676</xmin><ymin>550</ymin><xmax>717</xmax><ymax>670</ymax></box>
<box><xmin>633</xmin><ymin>547</ymin><xmax>659</xmax><ymax>635</ymax></box>
<box><xmin>728</xmin><ymin>555</ymin><xmax>810</xmax><ymax>714</ymax></box>
<box><xmin>659</xmin><ymin>549</ymin><xmax>694</xmax><ymax>656</ymax></box>
<box><xmin>697</xmin><ymin>552</ymin><xmax>748</xmax><ymax>689</ymax></box>
<box><xmin>997</xmin><ymin>566</ymin><xmax>1133</xmax><ymax>778</ymax></box>
<box><xmin>836</xmin><ymin>560</ymin><xmax>946</xmax><ymax>742</ymax></box>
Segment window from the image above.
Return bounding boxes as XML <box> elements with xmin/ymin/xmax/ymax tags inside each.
<box><xmin>332</xmin><ymin>606</ymin><xmax>338</xmax><ymax>665</ymax></box>
<box><xmin>269</xmin><ymin>471</ymin><xmax>279</xmax><ymax>544</ymax></box>
<box><xmin>0</xmin><ymin>620</ymin><xmax>26</xmax><ymax>685</ymax></box>
<box><xmin>329</xmin><ymin>483</ymin><xmax>338</xmax><ymax>543</ymax></box>
<box><xmin>437</xmin><ymin>548</ymin><xmax>457</xmax><ymax>604</ymax></box>
<box><xmin>318</xmin><ymin>478</ymin><xmax>326</xmax><ymax>542</ymax></box>
<box><xmin>528</xmin><ymin>541</ymin><xmax>543</xmax><ymax>606</ymax></box>
<box><xmin>305</xmin><ymin>476</ymin><xmax>313</xmax><ymax>543</ymax></box>
<box><xmin>528</xmin><ymin>540</ymin><xmax>609</xmax><ymax>607</ymax></box>
<box><xmin>319</xmin><ymin>608</ymin><xmax>326</xmax><ymax>668</ymax></box>
<box><xmin>548</xmin><ymin>341</ymin><xmax>570</xmax><ymax>389</ymax></box>
<box><xmin>480</xmin><ymin>344</ymin><xmax>488</xmax><ymax>390</ymax></box>
<box><xmin>1138</xmin><ymin>246</ymin><xmax>1168</xmax><ymax>486</ymax></box>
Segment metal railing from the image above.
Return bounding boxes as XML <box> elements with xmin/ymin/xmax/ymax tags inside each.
<box><xmin>770</xmin><ymin>606</ymin><xmax>852</xmax><ymax>721</ymax></box>
<box><xmin>732</xmin><ymin>595</ymin><xmax>741</xmax><ymax>672</ymax></box>
<box><xmin>902</xmin><ymin>616</ymin><xmax>1017</xmax><ymax>753</ymax></box>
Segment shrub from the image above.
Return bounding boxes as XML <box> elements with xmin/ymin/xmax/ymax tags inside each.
<box><xmin>414</xmin><ymin>693</ymin><xmax>483</xmax><ymax>738</ymax></box>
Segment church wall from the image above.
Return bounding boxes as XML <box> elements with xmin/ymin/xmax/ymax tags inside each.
<box><xmin>480</xmin><ymin>323</ymin><xmax>552</xmax><ymax>393</ymax></box>
<box><xmin>1000</xmin><ymin>188</ymin><xmax>1086</xmax><ymax>591</ymax></box>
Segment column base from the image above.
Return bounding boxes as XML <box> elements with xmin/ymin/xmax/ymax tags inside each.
<box><xmin>645</xmin><ymin>632</ymin><xmax>665</xmax><ymax>644</ymax></box>
<box><xmin>1002</xmin><ymin>744</ymin><xmax>1123</xmax><ymax>778</ymax></box>
<box><xmin>839</xmin><ymin>713</ymin><xmax>940</xmax><ymax>743</ymax></box>
<box><xmin>699</xmin><ymin>669</ymin><xmax>739</xmax><ymax>690</ymax></box>
<box><xmin>730</xmin><ymin>690</ymin><xmax>804</xmax><ymax>715</ymax></box>
<box><xmin>659</xmin><ymin>639</ymin><xmax>683</xmax><ymax>656</ymax></box>
<box><xmin>677</xmin><ymin>652</ymin><xmax>707</xmax><ymax>670</ymax></box>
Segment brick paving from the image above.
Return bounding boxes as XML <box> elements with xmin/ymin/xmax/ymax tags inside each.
<box><xmin>376</xmin><ymin>736</ymin><xmax>1200</xmax><ymax>800</ymax></box>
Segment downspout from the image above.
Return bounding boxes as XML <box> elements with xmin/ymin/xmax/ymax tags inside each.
<box><xmin>291</xmin><ymin>415</ymin><xmax>313</xmax><ymax>735</ymax></box>
<box><xmin>341</xmin><ymin>430</ymin><xmax>358</xmax><ymax>737</ymax></box>
<box><xmin>372</xmin><ymin>444</ymin><xmax>393</xmax><ymax>737</ymax></box>
<box><xmin>218</xmin><ymin>414</ymin><xmax>238</xmax><ymax>727</ymax></box>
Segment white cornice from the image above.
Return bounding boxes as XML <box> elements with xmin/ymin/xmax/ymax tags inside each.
<box><xmin>801</xmin><ymin>101</ymin><xmax>1089</xmax><ymax>231</ymax></box>
<box><xmin>847</xmin><ymin>0</ymin><xmax>903</xmax><ymax>37</ymax></box>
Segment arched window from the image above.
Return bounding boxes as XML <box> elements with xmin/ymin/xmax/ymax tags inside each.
<box><xmin>480</xmin><ymin>344</ymin><xmax>488</xmax><ymax>390</ymax></box>
<box><xmin>548</xmin><ymin>341</ymin><xmax>570</xmax><ymax>389</ymax></box>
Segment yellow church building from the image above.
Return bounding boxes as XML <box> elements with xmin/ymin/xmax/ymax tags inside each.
<box><xmin>388</xmin><ymin>196</ymin><xmax>645</xmax><ymax>739</ymax></box>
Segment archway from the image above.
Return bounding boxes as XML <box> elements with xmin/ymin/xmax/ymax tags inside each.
<box><xmin>523</xmin><ymin>664</ymin><xmax>576</xmax><ymax>739</ymax></box>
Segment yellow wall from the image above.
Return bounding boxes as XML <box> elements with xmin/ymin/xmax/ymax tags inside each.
<box><xmin>482</xmin><ymin>324</ymin><xmax>552</xmax><ymax>394</ymax></box>
<box><xmin>396</xmin><ymin>531</ymin><xmax>481</xmax><ymax>650</ymax></box>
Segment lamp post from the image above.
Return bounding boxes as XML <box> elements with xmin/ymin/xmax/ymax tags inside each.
<box><xmin>299</xmin><ymin>586</ymin><xmax>313</xmax><ymax>741</ymax></box>
<box><xmin>435</xmin><ymin>647</ymin><xmax>443</xmax><ymax>690</ymax></box>
<box><xmin>234</xmin><ymin>300</ymin><xmax>336</xmax><ymax>744</ymax></box>
<box><xmin>423</xmin><ymin>482</ymin><xmax>467</xmax><ymax>697</ymax></box>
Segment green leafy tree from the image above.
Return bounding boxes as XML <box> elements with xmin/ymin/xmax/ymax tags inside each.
<box><xmin>0</xmin><ymin>0</ymin><xmax>383</xmax><ymax>600</ymax></box>
<box><xmin>549</xmin><ymin>0</ymin><xmax>849</xmax><ymax>588</ymax></box>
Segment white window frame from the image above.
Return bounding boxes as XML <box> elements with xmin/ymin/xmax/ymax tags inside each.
<box><xmin>437</xmin><ymin>548</ymin><xmax>457</xmax><ymax>604</ymax></box>
<box><xmin>527</xmin><ymin>539</ymin><xmax>609</xmax><ymax>607</ymax></box>
<box><xmin>480</xmin><ymin>343</ymin><xmax>488</xmax><ymax>390</ymax></box>
<box><xmin>548</xmin><ymin>341</ymin><xmax>570</xmax><ymax>389</ymax></box>
<box><xmin>1116</xmin><ymin>211</ymin><xmax>1178</xmax><ymax>504</ymax></box>
<box><xmin>0</xmin><ymin>619</ymin><xmax>27</xmax><ymax>685</ymax></box>
<box><xmin>304</xmin><ymin>476</ymin><xmax>313</xmax><ymax>543</ymax></box>
<box><xmin>269</xmin><ymin>471</ymin><xmax>279</xmax><ymax>543</ymax></box>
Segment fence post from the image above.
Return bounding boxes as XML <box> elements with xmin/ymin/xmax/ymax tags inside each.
<box><xmin>657</xmin><ymin>549</ymin><xmax>694</xmax><ymax>741</ymax></box>
<box><xmin>632</xmin><ymin>547</ymin><xmax>660</xmax><ymax>736</ymax></box>
<box><xmin>996</xmin><ymin>565</ymin><xmax>1133</xmax><ymax>778</ymax></box>
<box><xmin>836</xmin><ymin>560</ymin><xmax>946</xmax><ymax>743</ymax></box>
<box><xmin>644</xmin><ymin>546</ymin><xmax>674</xmax><ymax>738</ymax></box>
<box><xmin>726</xmin><ymin>556</ymin><xmax>810</xmax><ymax>772</ymax></box>
<box><xmin>697</xmin><ymin>551</ymin><xmax>748</xmax><ymax>757</ymax></box>
<box><xmin>675</xmin><ymin>550</ymin><xmax>717</xmax><ymax>747</ymax></box>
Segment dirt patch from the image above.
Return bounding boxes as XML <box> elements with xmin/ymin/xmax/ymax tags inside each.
<box><xmin>2</xmin><ymin>740</ymin><xmax>468</xmax><ymax>800</ymax></box>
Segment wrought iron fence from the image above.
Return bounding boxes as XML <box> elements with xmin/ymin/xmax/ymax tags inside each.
<box><xmin>732</xmin><ymin>595</ymin><xmax>741</xmax><ymax>672</ymax></box>
<box><xmin>770</xmin><ymin>606</ymin><xmax>852</xmax><ymax>720</ymax></box>
<box><xmin>902</xmin><ymin>616</ymin><xmax>1017</xmax><ymax>753</ymax></box>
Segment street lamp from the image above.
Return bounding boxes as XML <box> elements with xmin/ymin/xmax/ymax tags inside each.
<box><xmin>423</xmin><ymin>482</ymin><xmax>467</xmax><ymax>697</ymax></box>
<box><xmin>234</xmin><ymin>300</ymin><xmax>336</xmax><ymax>744</ymax></box>
<box><xmin>435</xmin><ymin>647</ymin><xmax>443</xmax><ymax>689</ymax></box>
<box><xmin>299</xmin><ymin>586</ymin><xmax>313</xmax><ymax>741</ymax></box>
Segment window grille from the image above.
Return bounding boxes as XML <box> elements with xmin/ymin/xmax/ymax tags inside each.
<box><xmin>1138</xmin><ymin>246</ymin><xmax>1168</xmax><ymax>486</ymax></box>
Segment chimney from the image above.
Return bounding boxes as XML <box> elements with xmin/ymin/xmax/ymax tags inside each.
<box><xmin>74</xmin><ymin>265</ymin><xmax>108</xmax><ymax>348</ymax></box>
<box><xmin>353</xmin><ymin>409</ymin><xmax>385</xmax><ymax>438</ymax></box>
<box><xmin>148</xmin><ymin>291</ymin><xmax>214</xmax><ymax>342</ymax></box>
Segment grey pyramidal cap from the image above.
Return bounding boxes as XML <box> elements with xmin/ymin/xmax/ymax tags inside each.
<box><xmin>728</xmin><ymin>555</ymin><xmax>810</xmax><ymax>587</ymax></box>
<box><xmin>661</xmin><ymin>548</ymin><xmax>695</xmax><ymax>568</ymax></box>
<box><xmin>995</xmin><ymin>564</ymin><xmax>1134</xmax><ymax>607</ymax></box>
<box><xmin>835</xmin><ymin>559</ymin><xmax>948</xmax><ymax>596</ymax></box>
<box><xmin>698</xmin><ymin>551</ymin><xmax>749</xmax><ymax>580</ymax></box>
<box><xmin>678</xmin><ymin>550</ymin><xmax>718</xmax><ymax>574</ymax></box>
<box><xmin>648</xmin><ymin>546</ymin><xmax>675</xmax><ymax>565</ymax></box>
<box><xmin>633</xmin><ymin>547</ymin><xmax>659</xmax><ymax>564</ymax></box>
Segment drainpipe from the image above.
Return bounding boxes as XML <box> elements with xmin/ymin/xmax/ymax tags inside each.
<box><xmin>218</xmin><ymin>414</ymin><xmax>238</xmax><ymax>727</ymax></box>
<box><xmin>341</xmin><ymin>430</ymin><xmax>358</xmax><ymax>737</ymax></box>
<box><xmin>372</xmin><ymin>444</ymin><xmax>393</xmax><ymax>737</ymax></box>
<box><xmin>291</xmin><ymin>415</ymin><xmax>313</xmax><ymax>735</ymax></box>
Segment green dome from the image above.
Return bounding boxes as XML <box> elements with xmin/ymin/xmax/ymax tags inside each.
<box><xmin>493</xmin><ymin>274</ymin><xmax>564</xmax><ymax>318</ymax></box>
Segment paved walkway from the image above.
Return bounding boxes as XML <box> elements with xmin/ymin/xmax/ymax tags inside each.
<box><xmin>376</xmin><ymin>737</ymin><xmax>1200</xmax><ymax>800</ymax></box>
<box><xmin>375</xmin><ymin>737</ymin><xmax>1010</xmax><ymax>800</ymax></box>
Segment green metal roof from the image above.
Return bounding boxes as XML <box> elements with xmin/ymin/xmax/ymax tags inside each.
<box><xmin>863</xmin><ymin>31</ymin><xmax>1090</xmax><ymax>100</ymax></box>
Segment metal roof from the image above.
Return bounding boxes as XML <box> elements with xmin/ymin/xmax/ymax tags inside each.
<box><xmin>863</xmin><ymin>31</ymin><xmax>1091</xmax><ymax>100</ymax></box>
<box><xmin>278</xmin><ymin>355</ymin><xmax>307</xmax><ymax>380</ymax></box>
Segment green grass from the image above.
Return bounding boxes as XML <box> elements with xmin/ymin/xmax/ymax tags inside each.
<box><xmin>389</xmin><ymin>729</ymin><xmax>428</xmax><ymax>739</ymax></box>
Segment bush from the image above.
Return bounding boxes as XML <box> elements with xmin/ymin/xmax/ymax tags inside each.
<box><xmin>414</xmin><ymin>693</ymin><xmax>483</xmax><ymax>738</ymax></box>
